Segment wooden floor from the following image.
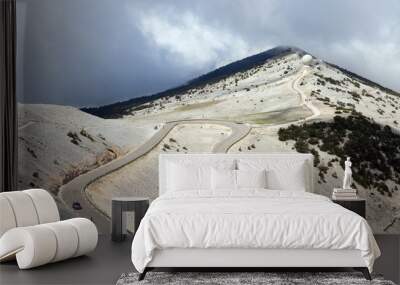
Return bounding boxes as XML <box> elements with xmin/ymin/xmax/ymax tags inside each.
<box><xmin>0</xmin><ymin>235</ymin><xmax>399</xmax><ymax>285</ymax></box>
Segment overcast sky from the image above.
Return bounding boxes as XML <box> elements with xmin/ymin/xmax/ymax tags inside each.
<box><xmin>17</xmin><ymin>0</ymin><xmax>400</xmax><ymax>107</ymax></box>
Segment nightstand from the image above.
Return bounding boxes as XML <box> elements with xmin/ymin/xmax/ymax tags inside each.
<box><xmin>332</xmin><ymin>198</ymin><xmax>366</xmax><ymax>218</ymax></box>
<box><xmin>111</xmin><ymin>197</ymin><xmax>149</xmax><ymax>242</ymax></box>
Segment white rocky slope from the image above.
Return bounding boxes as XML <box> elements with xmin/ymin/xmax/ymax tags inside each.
<box><xmin>116</xmin><ymin>50</ymin><xmax>399</xmax><ymax>233</ymax></box>
<box><xmin>126</xmin><ymin>53</ymin><xmax>307</xmax><ymax>125</ymax></box>
<box><xmin>126</xmin><ymin>52</ymin><xmax>399</xmax><ymax>129</ymax></box>
<box><xmin>18</xmin><ymin>104</ymin><xmax>158</xmax><ymax>196</ymax></box>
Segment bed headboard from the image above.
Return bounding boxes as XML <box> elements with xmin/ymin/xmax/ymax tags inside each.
<box><xmin>159</xmin><ymin>153</ymin><xmax>314</xmax><ymax>195</ymax></box>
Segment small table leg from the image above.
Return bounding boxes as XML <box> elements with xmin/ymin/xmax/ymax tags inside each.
<box><xmin>112</xmin><ymin>200</ymin><xmax>123</xmax><ymax>242</ymax></box>
<box><xmin>134</xmin><ymin>201</ymin><xmax>149</xmax><ymax>232</ymax></box>
<box><xmin>112</xmin><ymin>198</ymin><xmax>150</xmax><ymax>242</ymax></box>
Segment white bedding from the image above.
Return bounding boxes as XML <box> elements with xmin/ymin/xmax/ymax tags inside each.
<box><xmin>131</xmin><ymin>190</ymin><xmax>380</xmax><ymax>273</ymax></box>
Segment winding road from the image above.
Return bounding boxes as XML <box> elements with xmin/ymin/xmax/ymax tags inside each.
<box><xmin>59</xmin><ymin>119</ymin><xmax>250</xmax><ymax>233</ymax></box>
<box><xmin>294</xmin><ymin>66</ymin><xmax>321</xmax><ymax>121</ymax></box>
<box><xmin>262</xmin><ymin>65</ymin><xmax>320</xmax><ymax>132</ymax></box>
<box><xmin>59</xmin><ymin>65</ymin><xmax>319</xmax><ymax>234</ymax></box>
<box><xmin>18</xmin><ymin>121</ymin><xmax>37</xmax><ymax>131</ymax></box>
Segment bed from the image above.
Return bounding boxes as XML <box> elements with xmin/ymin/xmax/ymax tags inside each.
<box><xmin>131</xmin><ymin>153</ymin><xmax>380</xmax><ymax>280</ymax></box>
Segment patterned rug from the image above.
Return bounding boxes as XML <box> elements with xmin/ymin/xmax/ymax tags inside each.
<box><xmin>116</xmin><ymin>271</ymin><xmax>396</xmax><ymax>285</ymax></box>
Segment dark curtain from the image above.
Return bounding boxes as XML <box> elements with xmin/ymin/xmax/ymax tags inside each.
<box><xmin>0</xmin><ymin>0</ymin><xmax>17</xmax><ymax>192</ymax></box>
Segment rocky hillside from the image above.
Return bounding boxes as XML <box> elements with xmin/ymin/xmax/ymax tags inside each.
<box><xmin>80</xmin><ymin>46</ymin><xmax>400</xmax><ymax>233</ymax></box>
<box><xmin>17</xmin><ymin>104</ymin><xmax>158</xmax><ymax>215</ymax></box>
<box><xmin>82</xmin><ymin>46</ymin><xmax>305</xmax><ymax>118</ymax></box>
<box><xmin>21</xmin><ymin>46</ymin><xmax>400</xmax><ymax>233</ymax></box>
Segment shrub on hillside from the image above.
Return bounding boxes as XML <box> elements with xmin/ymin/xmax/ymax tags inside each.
<box><xmin>278</xmin><ymin>112</ymin><xmax>400</xmax><ymax>196</ymax></box>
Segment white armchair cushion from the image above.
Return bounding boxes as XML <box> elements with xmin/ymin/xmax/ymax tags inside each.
<box><xmin>1</xmin><ymin>192</ymin><xmax>39</xmax><ymax>227</ymax></box>
<box><xmin>24</xmin><ymin>189</ymin><xmax>60</xmax><ymax>223</ymax></box>
<box><xmin>0</xmin><ymin>189</ymin><xmax>59</xmax><ymax>237</ymax></box>
<box><xmin>42</xmin><ymin>221</ymin><xmax>79</xmax><ymax>262</ymax></box>
<box><xmin>0</xmin><ymin>189</ymin><xmax>98</xmax><ymax>269</ymax></box>
<box><xmin>0</xmin><ymin>218</ymin><xmax>98</xmax><ymax>269</ymax></box>
<box><xmin>65</xmin><ymin>218</ymin><xmax>98</xmax><ymax>257</ymax></box>
<box><xmin>0</xmin><ymin>196</ymin><xmax>17</xmax><ymax>237</ymax></box>
<box><xmin>0</xmin><ymin>225</ymin><xmax>57</xmax><ymax>269</ymax></box>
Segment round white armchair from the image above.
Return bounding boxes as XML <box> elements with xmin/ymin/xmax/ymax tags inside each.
<box><xmin>0</xmin><ymin>189</ymin><xmax>98</xmax><ymax>269</ymax></box>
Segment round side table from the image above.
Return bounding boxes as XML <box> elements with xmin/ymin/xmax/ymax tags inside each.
<box><xmin>111</xmin><ymin>197</ymin><xmax>149</xmax><ymax>242</ymax></box>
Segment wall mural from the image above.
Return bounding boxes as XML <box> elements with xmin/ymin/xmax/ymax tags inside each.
<box><xmin>18</xmin><ymin>46</ymin><xmax>400</xmax><ymax>234</ymax></box>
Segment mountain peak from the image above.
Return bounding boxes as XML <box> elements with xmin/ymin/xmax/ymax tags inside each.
<box><xmin>82</xmin><ymin>45</ymin><xmax>399</xmax><ymax>119</ymax></box>
<box><xmin>186</xmin><ymin>45</ymin><xmax>305</xmax><ymax>87</ymax></box>
<box><xmin>263</xmin><ymin>45</ymin><xmax>306</xmax><ymax>54</ymax></box>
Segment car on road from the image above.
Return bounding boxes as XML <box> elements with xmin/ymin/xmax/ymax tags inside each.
<box><xmin>72</xmin><ymin>201</ymin><xmax>82</xmax><ymax>210</ymax></box>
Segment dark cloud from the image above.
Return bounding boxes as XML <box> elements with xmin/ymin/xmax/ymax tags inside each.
<box><xmin>17</xmin><ymin>0</ymin><xmax>400</xmax><ymax>107</ymax></box>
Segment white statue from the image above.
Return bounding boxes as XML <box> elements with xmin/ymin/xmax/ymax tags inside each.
<box><xmin>343</xmin><ymin>157</ymin><xmax>353</xmax><ymax>189</ymax></box>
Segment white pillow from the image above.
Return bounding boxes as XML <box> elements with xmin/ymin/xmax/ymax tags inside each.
<box><xmin>166</xmin><ymin>158</ymin><xmax>236</xmax><ymax>192</ymax></box>
<box><xmin>167</xmin><ymin>162</ymin><xmax>210</xmax><ymax>191</ymax></box>
<box><xmin>211</xmin><ymin>168</ymin><xmax>236</xmax><ymax>191</ymax></box>
<box><xmin>237</xmin><ymin>159</ymin><xmax>307</xmax><ymax>191</ymax></box>
<box><xmin>236</xmin><ymin>169</ymin><xmax>267</xmax><ymax>189</ymax></box>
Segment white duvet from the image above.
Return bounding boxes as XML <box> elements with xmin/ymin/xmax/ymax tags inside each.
<box><xmin>131</xmin><ymin>190</ymin><xmax>380</xmax><ymax>273</ymax></box>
